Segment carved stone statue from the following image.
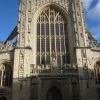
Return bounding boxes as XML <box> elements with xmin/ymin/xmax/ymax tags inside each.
<box><xmin>0</xmin><ymin>64</ymin><xmax>5</xmax><ymax>71</ymax></box>
<box><xmin>51</xmin><ymin>51</ymin><xmax>57</xmax><ymax>68</ymax></box>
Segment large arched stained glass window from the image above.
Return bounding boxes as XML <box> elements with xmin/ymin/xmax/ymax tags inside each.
<box><xmin>36</xmin><ymin>7</ymin><xmax>70</xmax><ymax>66</ymax></box>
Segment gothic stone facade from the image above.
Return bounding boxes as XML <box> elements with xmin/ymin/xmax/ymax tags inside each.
<box><xmin>0</xmin><ymin>0</ymin><xmax>100</xmax><ymax>100</ymax></box>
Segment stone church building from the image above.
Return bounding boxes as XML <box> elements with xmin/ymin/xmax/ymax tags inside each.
<box><xmin>0</xmin><ymin>0</ymin><xmax>100</xmax><ymax>100</ymax></box>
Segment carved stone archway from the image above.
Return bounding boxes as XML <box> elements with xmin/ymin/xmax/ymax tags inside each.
<box><xmin>94</xmin><ymin>60</ymin><xmax>100</xmax><ymax>84</ymax></box>
<box><xmin>0</xmin><ymin>62</ymin><xmax>13</xmax><ymax>87</ymax></box>
<box><xmin>41</xmin><ymin>80</ymin><xmax>69</xmax><ymax>100</ymax></box>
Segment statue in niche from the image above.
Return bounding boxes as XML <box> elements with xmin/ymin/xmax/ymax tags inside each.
<box><xmin>23</xmin><ymin>0</ymin><xmax>26</xmax><ymax>5</ymax></box>
<box><xmin>7</xmin><ymin>40</ymin><xmax>13</xmax><ymax>48</ymax></box>
<box><xmin>0</xmin><ymin>42</ymin><xmax>5</xmax><ymax>49</ymax></box>
<box><xmin>83</xmin><ymin>63</ymin><xmax>88</xmax><ymax>68</ymax></box>
<box><xmin>75</xmin><ymin>33</ymin><xmax>78</xmax><ymax>40</ymax></box>
<box><xmin>20</xmin><ymin>64</ymin><xmax>24</xmax><ymax>69</ymax></box>
<box><xmin>22</xmin><ymin>21</ymin><xmax>25</xmax><ymax>26</ymax></box>
<box><xmin>0</xmin><ymin>64</ymin><xmax>5</xmax><ymax>71</ymax></box>
<box><xmin>31</xmin><ymin>85</ymin><xmax>37</xmax><ymax>98</ymax></box>
<box><xmin>20</xmin><ymin>50</ymin><xmax>24</xmax><ymax>60</ymax></box>
<box><xmin>80</xmin><ymin>33</ymin><xmax>84</xmax><ymax>38</ymax></box>
<box><xmin>82</xmin><ymin>49</ymin><xmax>86</xmax><ymax>58</ymax></box>
<box><xmin>22</xmin><ymin>11</ymin><xmax>25</xmax><ymax>15</ymax></box>
<box><xmin>16</xmin><ymin>33</ymin><xmax>20</xmax><ymax>46</ymax></box>
<box><xmin>51</xmin><ymin>51</ymin><xmax>57</xmax><ymax>68</ymax></box>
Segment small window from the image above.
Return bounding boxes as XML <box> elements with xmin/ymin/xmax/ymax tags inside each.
<box><xmin>61</xmin><ymin>39</ymin><xmax>64</xmax><ymax>52</ymax></box>
<box><xmin>41</xmin><ymin>23</ymin><xmax>44</xmax><ymax>35</ymax></box>
<box><xmin>46</xmin><ymin>39</ymin><xmax>50</xmax><ymax>52</ymax></box>
<box><xmin>64</xmin><ymin>23</ymin><xmax>67</xmax><ymax>34</ymax></box>
<box><xmin>56</xmin><ymin>39</ymin><xmax>60</xmax><ymax>52</ymax></box>
<box><xmin>46</xmin><ymin>55</ymin><xmax>50</xmax><ymax>64</ymax></box>
<box><xmin>37</xmin><ymin>39</ymin><xmax>40</xmax><ymax>52</ymax></box>
<box><xmin>37</xmin><ymin>23</ymin><xmax>40</xmax><ymax>35</ymax></box>
<box><xmin>41</xmin><ymin>56</ymin><xmax>45</xmax><ymax>64</ymax></box>
<box><xmin>51</xmin><ymin>39</ymin><xmax>55</xmax><ymax>51</ymax></box>
<box><xmin>46</xmin><ymin>23</ymin><xmax>49</xmax><ymax>35</ymax></box>
<box><xmin>41</xmin><ymin>39</ymin><xmax>45</xmax><ymax>52</ymax></box>
<box><xmin>60</xmin><ymin>23</ymin><xmax>63</xmax><ymax>35</ymax></box>
<box><xmin>57</xmin><ymin>55</ymin><xmax>61</xmax><ymax>65</ymax></box>
<box><xmin>51</xmin><ymin>23</ymin><xmax>54</xmax><ymax>35</ymax></box>
<box><xmin>0</xmin><ymin>64</ymin><xmax>12</xmax><ymax>87</ymax></box>
<box><xmin>56</xmin><ymin>23</ymin><xmax>59</xmax><ymax>35</ymax></box>
<box><xmin>37</xmin><ymin>56</ymin><xmax>40</xmax><ymax>65</ymax></box>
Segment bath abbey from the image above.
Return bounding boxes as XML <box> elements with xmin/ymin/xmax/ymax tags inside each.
<box><xmin>0</xmin><ymin>0</ymin><xmax>100</xmax><ymax>100</ymax></box>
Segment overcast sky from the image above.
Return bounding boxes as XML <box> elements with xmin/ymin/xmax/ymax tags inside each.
<box><xmin>0</xmin><ymin>0</ymin><xmax>100</xmax><ymax>43</ymax></box>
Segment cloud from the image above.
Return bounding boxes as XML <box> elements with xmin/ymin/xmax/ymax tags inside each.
<box><xmin>83</xmin><ymin>0</ymin><xmax>100</xmax><ymax>43</ymax></box>
<box><xmin>93</xmin><ymin>33</ymin><xmax>100</xmax><ymax>43</ymax></box>
<box><xmin>87</xmin><ymin>1</ymin><xmax>100</xmax><ymax>22</ymax></box>
<box><xmin>90</xmin><ymin>25</ymin><xmax>100</xmax><ymax>34</ymax></box>
<box><xmin>90</xmin><ymin>25</ymin><xmax>100</xmax><ymax>42</ymax></box>
<box><xmin>83</xmin><ymin>0</ymin><xmax>93</xmax><ymax>11</ymax></box>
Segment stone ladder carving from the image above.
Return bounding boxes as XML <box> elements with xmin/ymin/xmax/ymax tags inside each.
<box><xmin>18</xmin><ymin>0</ymin><xmax>27</xmax><ymax>80</ymax></box>
<box><xmin>18</xmin><ymin>49</ymin><xmax>25</xmax><ymax>80</ymax></box>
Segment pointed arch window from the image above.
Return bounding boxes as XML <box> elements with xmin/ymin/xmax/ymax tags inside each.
<box><xmin>0</xmin><ymin>64</ymin><xmax>12</xmax><ymax>87</ymax></box>
<box><xmin>36</xmin><ymin>7</ymin><xmax>70</xmax><ymax>66</ymax></box>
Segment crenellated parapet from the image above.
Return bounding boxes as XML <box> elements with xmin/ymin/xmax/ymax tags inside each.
<box><xmin>89</xmin><ymin>41</ymin><xmax>100</xmax><ymax>51</ymax></box>
<box><xmin>0</xmin><ymin>40</ymin><xmax>16</xmax><ymax>52</ymax></box>
<box><xmin>30</xmin><ymin>63</ymin><xmax>78</xmax><ymax>76</ymax></box>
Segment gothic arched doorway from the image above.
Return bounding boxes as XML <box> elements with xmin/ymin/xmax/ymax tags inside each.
<box><xmin>46</xmin><ymin>86</ymin><xmax>62</xmax><ymax>100</ymax></box>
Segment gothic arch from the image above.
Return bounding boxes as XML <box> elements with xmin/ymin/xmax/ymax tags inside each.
<box><xmin>0</xmin><ymin>59</ymin><xmax>13</xmax><ymax>67</ymax></box>
<box><xmin>31</xmin><ymin>3</ymin><xmax>74</xmax><ymax>66</ymax></box>
<box><xmin>32</xmin><ymin>3</ymin><xmax>71</xmax><ymax>23</ymax></box>
<box><xmin>41</xmin><ymin>81</ymin><xmax>69</xmax><ymax>100</ymax></box>
<box><xmin>91</xmin><ymin>57</ymin><xmax>100</xmax><ymax>67</ymax></box>
<box><xmin>47</xmin><ymin>86</ymin><xmax>62</xmax><ymax>100</ymax></box>
<box><xmin>92</xmin><ymin>58</ymin><xmax>100</xmax><ymax>84</ymax></box>
<box><xmin>0</xmin><ymin>60</ymin><xmax>13</xmax><ymax>87</ymax></box>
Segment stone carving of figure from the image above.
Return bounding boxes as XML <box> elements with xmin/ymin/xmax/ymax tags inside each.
<box><xmin>51</xmin><ymin>51</ymin><xmax>57</xmax><ymax>68</ymax></box>
<box><xmin>0</xmin><ymin>64</ymin><xmax>5</xmax><ymax>71</ymax></box>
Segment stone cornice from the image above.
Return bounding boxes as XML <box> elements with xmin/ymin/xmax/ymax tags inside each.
<box><xmin>14</xmin><ymin>46</ymin><xmax>32</xmax><ymax>50</ymax></box>
<box><xmin>75</xmin><ymin>46</ymin><xmax>91</xmax><ymax>49</ymax></box>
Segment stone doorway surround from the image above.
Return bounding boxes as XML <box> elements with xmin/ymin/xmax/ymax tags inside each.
<box><xmin>40</xmin><ymin>77</ymin><xmax>71</xmax><ymax>100</ymax></box>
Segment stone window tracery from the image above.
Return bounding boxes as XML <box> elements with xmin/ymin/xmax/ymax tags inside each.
<box><xmin>36</xmin><ymin>7</ymin><xmax>70</xmax><ymax>66</ymax></box>
<box><xmin>0</xmin><ymin>64</ymin><xmax>12</xmax><ymax>87</ymax></box>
